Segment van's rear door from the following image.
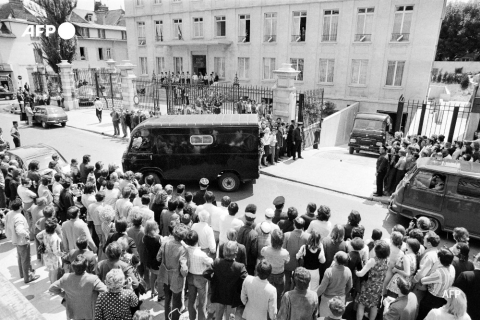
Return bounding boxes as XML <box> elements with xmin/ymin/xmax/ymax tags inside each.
<box><xmin>444</xmin><ymin>176</ymin><xmax>480</xmax><ymax>237</ymax></box>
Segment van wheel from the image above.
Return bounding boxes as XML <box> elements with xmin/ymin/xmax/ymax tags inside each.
<box><xmin>144</xmin><ymin>173</ymin><xmax>161</xmax><ymax>184</ymax></box>
<box><xmin>428</xmin><ymin>217</ymin><xmax>440</xmax><ymax>232</ymax></box>
<box><xmin>42</xmin><ymin>121</ymin><xmax>48</xmax><ymax>128</ymax></box>
<box><xmin>355</xmin><ymin>149</ymin><xmax>360</xmax><ymax>154</ymax></box>
<box><xmin>218</xmin><ymin>173</ymin><xmax>240</xmax><ymax>192</ymax></box>
<box><xmin>349</xmin><ymin>147</ymin><xmax>354</xmax><ymax>154</ymax></box>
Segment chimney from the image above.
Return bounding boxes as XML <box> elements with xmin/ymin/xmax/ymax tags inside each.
<box><xmin>95</xmin><ymin>4</ymin><xmax>108</xmax><ymax>25</ymax></box>
<box><xmin>8</xmin><ymin>0</ymin><xmax>27</xmax><ymax>20</ymax></box>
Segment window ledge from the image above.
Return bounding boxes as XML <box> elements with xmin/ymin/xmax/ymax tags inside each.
<box><xmin>321</xmin><ymin>41</ymin><xmax>337</xmax><ymax>44</ymax></box>
<box><xmin>263</xmin><ymin>42</ymin><xmax>277</xmax><ymax>45</ymax></box>
<box><xmin>383</xmin><ymin>86</ymin><xmax>404</xmax><ymax>90</ymax></box>
<box><xmin>192</xmin><ymin>37</ymin><xmax>204</xmax><ymax>40</ymax></box>
<box><xmin>290</xmin><ymin>42</ymin><xmax>306</xmax><ymax>45</ymax></box>
<box><xmin>214</xmin><ymin>36</ymin><xmax>226</xmax><ymax>39</ymax></box>
<box><xmin>389</xmin><ymin>41</ymin><xmax>410</xmax><ymax>45</ymax></box>
<box><xmin>317</xmin><ymin>82</ymin><xmax>334</xmax><ymax>86</ymax></box>
<box><xmin>348</xmin><ymin>84</ymin><xmax>367</xmax><ymax>88</ymax></box>
<box><xmin>352</xmin><ymin>41</ymin><xmax>372</xmax><ymax>45</ymax></box>
<box><xmin>237</xmin><ymin>42</ymin><xmax>251</xmax><ymax>45</ymax></box>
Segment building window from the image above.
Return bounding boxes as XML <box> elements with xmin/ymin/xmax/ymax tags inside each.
<box><xmin>322</xmin><ymin>10</ymin><xmax>339</xmax><ymax>42</ymax></box>
<box><xmin>33</xmin><ymin>48</ymin><xmax>43</xmax><ymax>64</ymax></box>
<box><xmin>121</xmin><ymin>31</ymin><xmax>127</xmax><ymax>40</ymax></box>
<box><xmin>79</xmin><ymin>47</ymin><xmax>88</xmax><ymax>60</ymax></box>
<box><xmin>86</xmin><ymin>14</ymin><xmax>93</xmax><ymax>22</ymax></box>
<box><xmin>154</xmin><ymin>20</ymin><xmax>163</xmax><ymax>41</ymax></box>
<box><xmin>154</xmin><ymin>0</ymin><xmax>161</xmax><ymax>4</ymax></box>
<box><xmin>106</xmin><ymin>48</ymin><xmax>111</xmax><ymax>60</ymax></box>
<box><xmin>238</xmin><ymin>14</ymin><xmax>250</xmax><ymax>43</ymax></box>
<box><xmin>385</xmin><ymin>61</ymin><xmax>405</xmax><ymax>86</ymax></box>
<box><xmin>173</xmin><ymin>19</ymin><xmax>183</xmax><ymax>40</ymax></box>
<box><xmin>98</xmin><ymin>48</ymin><xmax>104</xmax><ymax>60</ymax></box>
<box><xmin>135</xmin><ymin>0</ymin><xmax>143</xmax><ymax>6</ymax></box>
<box><xmin>264</xmin><ymin>13</ymin><xmax>277</xmax><ymax>42</ymax></box>
<box><xmin>355</xmin><ymin>8</ymin><xmax>374</xmax><ymax>42</ymax></box>
<box><xmin>137</xmin><ymin>22</ymin><xmax>146</xmax><ymax>45</ymax></box>
<box><xmin>193</xmin><ymin>17</ymin><xmax>204</xmax><ymax>38</ymax></box>
<box><xmin>139</xmin><ymin>57</ymin><xmax>148</xmax><ymax>75</ymax></box>
<box><xmin>263</xmin><ymin>58</ymin><xmax>276</xmax><ymax>80</ymax></box>
<box><xmin>351</xmin><ymin>59</ymin><xmax>368</xmax><ymax>85</ymax></box>
<box><xmin>214</xmin><ymin>57</ymin><xmax>225</xmax><ymax>79</ymax></box>
<box><xmin>292</xmin><ymin>11</ymin><xmax>307</xmax><ymax>42</ymax></box>
<box><xmin>238</xmin><ymin>57</ymin><xmax>249</xmax><ymax>79</ymax></box>
<box><xmin>156</xmin><ymin>57</ymin><xmax>165</xmax><ymax>74</ymax></box>
<box><xmin>290</xmin><ymin>58</ymin><xmax>304</xmax><ymax>81</ymax></box>
<box><xmin>98</xmin><ymin>29</ymin><xmax>105</xmax><ymax>39</ymax></box>
<box><xmin>392</xmin><ymin>6</ymin><xmax>413</xmax><ymax>41</ymax></box>
<box><xmin>174</xmin><ymin>57</ymin><xmax>183</xmax><ymax>73</ymax></box>
<box><xmin>79</xmin><ymin>27</ymin><xmax>90</xmax><ymax>38</ymax></box>
<box><xmin>319</xmin><ymin>59</ymin><xmax>335</xmax><ymax>83</ymax></box>
<box><xmin>215</xmin><ymin>16</ymin><xmax>226</xmax><ymax>37</ymax></box>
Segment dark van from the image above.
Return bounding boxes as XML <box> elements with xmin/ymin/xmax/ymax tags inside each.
<box><xmin>348</xmin><ymin>113</ymin><xmax>392</xmax><ymax>154</ymax></box>
<box><xmin>122</xmin><ymin>114</ymin><xmax>259</xmax><ymax>192</ymax></box>
<box><xmin>389</xmin><ymin>157</ymin><xmax>480</xmax><ymax>239</ymax></box>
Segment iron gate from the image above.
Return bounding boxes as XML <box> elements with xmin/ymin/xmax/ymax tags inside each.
<box><xmin>73</xmin><ymin>69</ymin><xmax>123</xmax><ymax>109</ymax></box>
<box><xmin>32</xmin><ymin>71</ymin><xmax>62</xmax><ymax>100</ymax></box>
<box><xmin>403</xmin><ymin>100</ymin><xmax>470</xmax><ymax>141</ymax></box>
<box><xmin>298</xmin><ymin>89</ymin><xmax>324</xmax><ymax>149</ymax></box>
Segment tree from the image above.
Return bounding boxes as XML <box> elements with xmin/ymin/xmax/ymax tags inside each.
<box><xmin>443</xmin><ymin>72</ymin><xmax>449</xmax><ymax>83</ymax></box>
<box><xmin>436</xmin><ymin>72</ymin><xmax>443</xmax><ymax>83</ymax></box>
<box><xmin>436</xmin><ymin>2</ymin><xmax>480</xmax><ymax>61</ymax></box>
<box><xmin>31</xmin><ymin>0</ymin><xmax>78</xmax><ymax>74</ymax></box>
<box><xmin>460</xmin><ymin>74</ymin><xmax>470</xmax><ymax>90</ymax></box>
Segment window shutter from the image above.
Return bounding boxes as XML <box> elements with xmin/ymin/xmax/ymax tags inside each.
<box><xmin>394</xmin><ymin>61</ymin><xmax>405</xmax><ymax>86</ymax></box>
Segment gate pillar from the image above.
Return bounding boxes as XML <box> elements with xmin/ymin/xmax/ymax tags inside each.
<box><xmin>117</xmin><ymin>60</ymin><xmax>137</xmax><ymax>111</ymax></box>
<box><xmin>57</xmin><ymin>60</ymin><xmax>75</xmax><ymax>111</ymax></box>
<box><xmin>272</xmin><ymin>63</ymin><xmax>300</xmax><ymax>123</ymax></box>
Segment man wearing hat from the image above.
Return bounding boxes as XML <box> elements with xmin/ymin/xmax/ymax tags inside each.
<box><xmin>293</xmin><ymin>122</ymin><xmax>304</xmax><ymax>160</ymax></box>
<box><xmin>272</xmin><ymin>196</ymin><xmax>287</xmax><ymax>224</ymax></box>
<box><xmin>237</xmin><ymin>204</ymin><xmax>259</xmax><ymax>275</ymax></box>
<box><xmin>11</xmin><ymin>121</ymin><xmax>20</xmax><ymax>148</ymax></box>
<box><xmin>192</xmin><ymin>178</ymin><xmax>209</xmax><ymax>206</ymax></box>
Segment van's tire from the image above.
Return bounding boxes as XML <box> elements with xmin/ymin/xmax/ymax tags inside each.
<box><xmin>218</xmin><ymin>173</ymin><xmax>240</xmax><ymax>192</ymax></box>
<box><xmin>144</xmin><ymin>173</ymin><xmax>161</xmax><ymax>184</ymax></box>
<box><xmin>428</xmin><ymin>217</ymin><xmax>440</xmax><ymax>232</ymax></box>
<box><xmin>42</xmin><ymin>121</ymin><xmax>48</xmax><ymax>128</ymax></box>
<box><xmin>355</xmin><ymin>149</ymin><xmax>360</xmax><ymax>154</ymax></box>
<box><xmin>349</xmin><ymin>147</ymin><xmax>354</xmax><ymax>154</ymax></box>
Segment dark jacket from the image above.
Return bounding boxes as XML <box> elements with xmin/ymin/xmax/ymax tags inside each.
<box><xmin>383</xmin><ymin>292</ymin><xmax>418</xmax><ymax>320</ymax></box>
<box><xmin>376</xmin><ymin>155</ymin><xmax>389</xmax><ymax>174</ymax></box>
<box><xmin>293</xmin><ymin>127</ymin><xmax>302</xmax><ymax>142</ymax></box>
<box><xmin>203</xmin><ymin>258</ymin><xmax>248</xmax><ymax>307</ymax></box>
<box><xmin>286</xmin><ymin>125</ymin><xmax>294</xmax><ymax>143</ymax></box>
<box><xmin>192</xmin><ymin>189</ymin><xmax>206</xmax><ymax>206</ymax></box>
<box><xmin>236</xmin><ymin>224</ymin><xmax>258</xmax><ymax>267</ymax></box>
<box><xmin>219</xmin><ymin>242</ymin><xmax>247</xmax><ymax>266</ymax></box>
<box><xmin>58</xmin><ymin>188</ymin><xmax>75</xmax><ymax>221</ymax></box>
<box><xmin>453</xmin><ymin>269</ymin><xmax>480</xmax><ymax>320</ymax></box>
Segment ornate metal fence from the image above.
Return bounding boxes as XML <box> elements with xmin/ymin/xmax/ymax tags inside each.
<box><xmin>297</xmin><ymin>88</ymin><xmax>324</xmax><ymax>149</ymax></box>
<box><xmin>32</xmin><ymin>71</ymin><xmax>62</xmax><ymax>101</ymax></box>
<box><xmin>73</xmin><ymin>68</ymin><xmax>123</xmax><ymax>109</ymax></box>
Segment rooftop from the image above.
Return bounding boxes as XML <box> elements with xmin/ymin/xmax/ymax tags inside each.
<box><xmin>0</xmin><ymin>0</ymin><xmax>37</xmax><ymax>23</ymax></box>
<box><xmin>416</xmin><ymin>157</ymin><xmax>480</xmax><ymax>178</ymax></box>
<box><xmin>137</xmin><ymin>114</ymin><xmax>259</xmax><ymax>128</ymax></box>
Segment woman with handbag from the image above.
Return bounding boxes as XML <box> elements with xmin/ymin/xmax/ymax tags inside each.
<box><xmin>36</xmin><ymin>218</ymin><xmax>64</xmax><ymax>283</ymax></box>
<box><xmin>296</xmin><ymin>230</ymin><xmax>326</xmax><ymax>292</ymax></box>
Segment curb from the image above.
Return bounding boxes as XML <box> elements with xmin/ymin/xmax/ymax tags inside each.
<box><xmin>65</xmin><ymin>124</ymin><xmax>128</xmax><ymax>141</ymax></box>
<box><xmin>260</xmin><ymin>170</ymin><xmax>390</xmax><ymax>205</ymax></box>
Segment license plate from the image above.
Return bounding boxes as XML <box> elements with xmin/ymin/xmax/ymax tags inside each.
<box><xmin>360</xmin><ymin>146</ymin><xmax>369</xmax><ymax>149</ymax></box>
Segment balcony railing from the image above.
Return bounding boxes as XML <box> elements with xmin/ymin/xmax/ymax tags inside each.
<box><xmin>291</xmin><ymin>34</ymin><xmax>305</xmax><ymax>42</ymax></box>
<box><xmin>391</xmin><ymin>33</ymin><xmax>410</xmax><ymax>42</ymax></box>
<box><xmin>263</xmin><ymin>35</ymin><xmax>276</xmax><ymax>43</ymax></box>
<box><xmin>238</xmin><ymin>36</ymin><xmax>250</xmax><ymax>43</ymax></box>
<box><xmin>155</xmin><ymin>35</ymin><xmax>163</xmax><ymax>42</ymax></box>
<box><xmin>138</xmin><ymin>37</ymin><xmax>146</xmax><ymax>45</ymax></box>
<box><xmin>354</xmin><ymin>34</ymin><xmax>372</xmax><ymax>42</ymax></box>
<box><xmin>322</xmin><ymin>34</ymin><xmax>337</xmax><ymax>42</ymax></box>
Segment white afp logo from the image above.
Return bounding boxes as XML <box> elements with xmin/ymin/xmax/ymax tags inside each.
<box><xmin>22</xmin><ymin>22</ymin><xmax>76</xmax><ymax>40</ymax></box>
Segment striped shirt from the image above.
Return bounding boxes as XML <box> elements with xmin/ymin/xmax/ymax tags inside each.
<box><xmin>421</xmin><ymin>265</ymin><xmax>455</xmax><ymax>297</ymax></box>
<box><xmin>186</xmin><ymin>246</ymin><xmax>213</xmax><ymax>275</ymax></box>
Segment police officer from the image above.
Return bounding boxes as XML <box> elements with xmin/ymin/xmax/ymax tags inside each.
<box><xmin>272</xmin><ymin>196</ymin><xmax>287</xmax><ymax>224</ymax></box>
<box><xmin>192</xmin><ymin>178</ymin><xmax>209</xmax><ymax>206</ymax></box>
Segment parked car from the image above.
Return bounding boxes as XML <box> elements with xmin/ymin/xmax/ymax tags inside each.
<box><xmin>4</xmin><ymin>143</ymin><xmax>69</xmax><ymax>174</ymax></box>
<box><xmin>33</xmin><ymin>105</ymin><xmax>68</xmax><ymax>128</ymax></box>
<box><xmin>348</xmin><ymin>113</ymin><xmax>393</xmax><ymax>155</ymax></box>
<box><xmin>389</xmin><ymin>157</ymin><xmax>480</xmax><ymax>239</ymax></box>
<box><xmin>122</xmin><ymin>114</ymin><xmax>260</xmax><ymax>192</ymax></box>
<box><xmin>0</xmin><ymin>86</ymin><xmax>14</xmax><ymax>100</ymax></box>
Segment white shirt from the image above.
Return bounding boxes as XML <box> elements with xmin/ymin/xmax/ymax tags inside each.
<box><xmin>219</xmin><ymin>214</ymin><xmax>244</xmax><ymax>244</ymax></box>
<box><xmin>134</xmin><ymin>205</ymin><xmax>154</xmax><ymax>226</ymax></box>
<box><xmin>191</xmin><ymin>222</ymin><xmax>216</xmax><ymax>253</ymax></box>
<box><xmin>17</xmin><ymin>185</ymin><xmax>36</xmax><ymax>204</ymax></box>
<box><xmin>307</xmin><ymin>220</ymin><xmax>332</xmax><ymax>238</ymax></box>
<box><xmin>52</xmin><ymin>181</ymin><xmax>64</xmax><ymax>204</ymax></box>
<box><xmin>196</xmin><ymin>203</ymin><xmax>225</xmax><ymax>232</ymax></box>
<box><xmin>104</xmin><ymin>189</ymin><xmax>120</xmax><ymax>208</ymax></box>
<box><xmin>115</xmin><ymin>198</ymin><xmax>133</xmax><ymax>221</ymax></box>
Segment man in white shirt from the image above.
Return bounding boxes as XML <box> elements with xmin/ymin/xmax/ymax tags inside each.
<box><xmin>17</xmin><ymin>177</ymin><xmax>37</xmax><ymax>237</ymax></box>
<box><xmin>219</xmin><ymin>202</ymin><xmax>244</xmax><ymax>246</ymax></box>
<box><xmin>255</xmin><ymin>208</ymin><xmax>280</xmax><ymax>236</ymax></box>
<box><xmin>133</xmin><ymin>194</ymin><xmax>154</xmax><ymax>226</ymax></box>
<box><xmin>115</xmin><ymin>187</ymin><xmax>133</xmax><ymax>221</ymax></box>
<box><xmin>5</xmin><ymin>199</ymin><xmax>40</xmax><ymax>283</ymax></box>
<box><xmin>62</xmin><ymin>206</ymin><xmax>97</xmax><ymax>252</ymax></box>
<box><xmin>185</xmin><ymin>229</ymin><xmax>213</xmax><ymax>320</ymax></box>
<box><xmin>103</xmin><ymin>180</ymin><xmax>120</xmax><ymax>208</ymax></box>
<box><xmin>191</xmin><ymin>210</ymin><xmax>216</xmax><ymax>257</ymax></box>
<box><xmin>88</xmin><ymin>192</ymin><xmax>105</xmax><ymax>255</ymax></box>
<box><xmin>52</xmin><ymin>173</ymin><xmax>64</xmax><ymax>206</ymax></box>
<box><xmin>196</xmin><ymin>191</ymin><xmax>225</xmax><ymax>245</ymax></box>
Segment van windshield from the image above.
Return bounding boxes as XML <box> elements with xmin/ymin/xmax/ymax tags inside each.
<box><xmin>354</xmin><ymin>119</ymin><xmax>383</xmax><ymax>131</ymax></box>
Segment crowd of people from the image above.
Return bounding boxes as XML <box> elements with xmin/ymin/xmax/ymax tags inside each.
<box><xmin>0</xmin><ymin>148</ymin><xmax>478</xmax><ymax>320</ymax></box>
<box><xmin>374</xmin><ymin>132</ymin><xmax>480</xmax><ymax>197</ymax></box>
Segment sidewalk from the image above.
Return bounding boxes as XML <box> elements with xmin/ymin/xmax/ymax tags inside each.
<box><xmin>65</xmin><ymin>109</ymin><xmax>390</xmax><ymax>204</ymax></box>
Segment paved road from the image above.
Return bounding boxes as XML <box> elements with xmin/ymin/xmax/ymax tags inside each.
<box><xmin>0</xmin><ymin>108</ymin><xmax>479</xmax><ymax>319</ymax></box>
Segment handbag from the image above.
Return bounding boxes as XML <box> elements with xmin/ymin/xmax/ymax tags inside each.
<box><xmin>37</xmin><ymin>242</ymin><xmax>46</xmax><ymax>255</ymax></box>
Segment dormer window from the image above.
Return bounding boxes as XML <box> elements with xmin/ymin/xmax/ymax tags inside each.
<box><xmin>86</xmin><ymin>14</ymin><xmax>93</xmax><ymax>22</ymax></box>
